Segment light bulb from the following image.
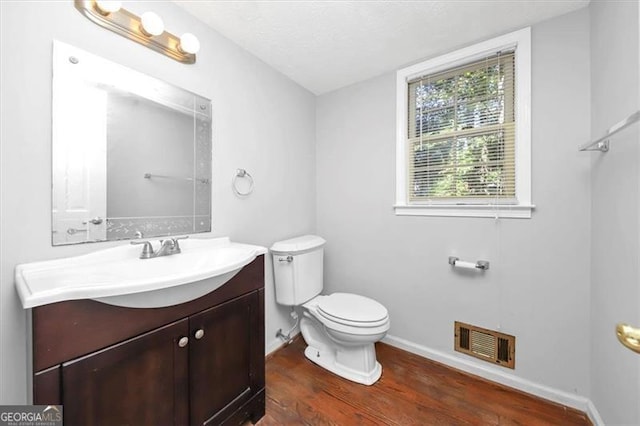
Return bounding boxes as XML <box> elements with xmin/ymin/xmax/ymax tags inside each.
<box><xmin>179</xmin><ymin>33</ymin><xmax>200</xmax><ymax>54</ymax></box>
<box><xmin>140</xmin><ymin>12</ymin><xmax>164</xmax><ymax>37</ymax></box>
<box><xmin>95</xmin><ymin>0</ymin><xmax>121</xmax><ymax>15</ymax></box>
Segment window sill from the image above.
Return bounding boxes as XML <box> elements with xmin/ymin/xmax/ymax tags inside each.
<box><xmin>393</xmin><ymin>204</ymin><xmax>535</xmax><ymax>219</ymax></box>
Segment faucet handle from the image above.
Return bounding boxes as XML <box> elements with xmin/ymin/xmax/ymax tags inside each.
<box><xmin>130</xmin><ymin>240</ymin><xmax>154</xmax><ymax>259</ymax></box>
<box><xmin>172</xmin><ymin>235</ymin><xmax>189</xmax><ymax>253</ymax></box>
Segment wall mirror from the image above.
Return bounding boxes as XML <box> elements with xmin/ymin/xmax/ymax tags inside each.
<box><xmin>52</xmin><ymin>41</ymin><xmax>212</xmax><ymax>245</ymax></box>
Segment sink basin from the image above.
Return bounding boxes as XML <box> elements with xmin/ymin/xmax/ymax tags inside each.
<box><xmin>15</xmin><ymin>237</ymin><xmax>267</xmax><ymax>309</ymax></box>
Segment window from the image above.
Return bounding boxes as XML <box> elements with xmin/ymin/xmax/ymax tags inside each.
<box><xmin>395</xmin><ymin>28</ymin><xmax>532</xmax><ymax>218</ymax></box>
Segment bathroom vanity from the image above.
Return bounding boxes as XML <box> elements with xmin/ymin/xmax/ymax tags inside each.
<box><xmin>16</xmin><ymin>238</ymin><xmax>267</xmax><ymax>426</ymax></box>
<box><xmin>31</xmin><ymin>256</ymin><xmax>264</xmax><ymax>425</ymax></box>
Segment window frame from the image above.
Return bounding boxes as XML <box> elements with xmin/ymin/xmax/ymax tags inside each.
<box><xmin>395</xmin><ymin>28</ymin><xmax>533</xmax><ymax>219</ymax></box>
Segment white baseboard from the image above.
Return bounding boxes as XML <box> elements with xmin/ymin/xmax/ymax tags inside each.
<box><xmin>382</xmin><ymin>334</ymin><xmax>604</xmax><ymax>426</ymax></box>
<box><xmin>586</xmin><ymin>399</ymin><xmax>605</xmax><ymax>426</ymax></box>
<box><xmin>266</xmin><ymin>330</ymin><xmax>301</xmax><ymax>355</ymax></box>
<box><xmin>266</xmin><ymin>337</ymin><xmax>286</xmax><ymax>355</ymax></box>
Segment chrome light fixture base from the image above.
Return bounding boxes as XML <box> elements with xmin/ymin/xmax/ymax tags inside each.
<box><xmin>74</xmin><ymin>0</ymin><xmax>196</xmax><ymax>64</ymax></box>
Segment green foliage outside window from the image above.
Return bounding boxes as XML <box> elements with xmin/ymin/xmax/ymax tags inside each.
<box><xmin>408</xmin><ymin>53</ymin><xmax>515</xmax><ymax>201</ymax></box>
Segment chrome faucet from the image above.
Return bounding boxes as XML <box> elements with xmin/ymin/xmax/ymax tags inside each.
<box><xmin>131</xmin><ymin>236</ymin><xmax>188</xmax><ymax>259</ymax></box>
<box><xmin>156</xmin><ymin>239</ymin><xmax>179</xmax><ymax>257</ymax></box>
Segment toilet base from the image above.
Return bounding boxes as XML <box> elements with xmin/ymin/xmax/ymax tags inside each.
<box><xmin>303</xmin><ymin>344</ymin><xmax>382</xmax><ymax>386</ymax></box>
<box><xmin>299</xmin><ymin>313</ymin><xmax>383</xmax><ymax>385</ymax></box>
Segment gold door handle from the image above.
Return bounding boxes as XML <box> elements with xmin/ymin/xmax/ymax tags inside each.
<box><xmin>616</xmin><ymin>323</ymin><xmax>640</xmax><ymax>354</ymax></box>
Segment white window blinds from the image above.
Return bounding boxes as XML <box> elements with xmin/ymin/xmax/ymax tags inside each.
<box><xmin>407</xmin><ymin>51</ymin><xmax>516</xmax><ymax>203</ymax></box>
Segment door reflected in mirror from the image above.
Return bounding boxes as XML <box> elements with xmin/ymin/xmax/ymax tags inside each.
<box><xmin>52</xmin><ymin>41</ymin><xmax>211</xmax><ymax>246</ymax></box>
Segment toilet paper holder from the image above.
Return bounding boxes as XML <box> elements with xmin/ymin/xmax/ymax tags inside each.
<box><xmin>448</xmin><ymin>256</ymin><xmax>490</xmax><ymax>271</ymax></box>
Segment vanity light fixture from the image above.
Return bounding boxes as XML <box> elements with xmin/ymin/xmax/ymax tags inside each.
<box><xmin>179</xmin><ymin>33</ymin><xmax>201</xmax><ymax>54</ymax></box>
<box><xmin>140</xmin><ymin>12</ymin><xmax>164</xmax><ymax>37</ymax></box>
<box><xmin>94</xmin><ymin>0</ymin><xmax>121</xmax><ymax>15</ymax></box>
<box><xmin>74</xmin><ymin>0</ymin><xmax>199</xmax><ymax>64</ymax></box>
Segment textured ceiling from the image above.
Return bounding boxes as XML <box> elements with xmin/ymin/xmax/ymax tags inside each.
<box><xmin>174</xmin><ymin>1</ymin><xmax>590</xmax><ymax>95</ymax></box>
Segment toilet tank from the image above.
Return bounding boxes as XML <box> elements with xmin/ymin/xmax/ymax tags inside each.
<box><xmin>270</xmin><ymin>235</ymin><xmax>325</xmax><ymax>306</ymax></box>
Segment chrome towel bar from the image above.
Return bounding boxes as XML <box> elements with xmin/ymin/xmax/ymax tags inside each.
<box><xmin>144</xmin><ymin>173</ymin><xmax>210</xmax><ymax>184</ymax></box>
<box><xmin>579</xmin><ymin>110</ymin><xmax>640</xmax><ymax>152</ymax></box>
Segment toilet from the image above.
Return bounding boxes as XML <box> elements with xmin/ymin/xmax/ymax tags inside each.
<box><xmin>271</xmin><ymin>235</ymin><xmax>390</xmax><ymax>385</ymax></box>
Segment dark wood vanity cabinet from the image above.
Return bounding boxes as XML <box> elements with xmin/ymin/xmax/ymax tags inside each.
<box><xmin>32</xmin><ymin>256</ymin><xmax>265</xmax><ymax>426</ymax></box>
<box><xmin>62</xmin><ymin>318</ymin><xmax>191</xmax><ymax>425</ymax></box>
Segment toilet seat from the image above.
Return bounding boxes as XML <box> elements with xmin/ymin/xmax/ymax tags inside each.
<box><xmin>316</xmin><ymin>293</ymin><xmax>389</xmax><ymax>328</ymax></box>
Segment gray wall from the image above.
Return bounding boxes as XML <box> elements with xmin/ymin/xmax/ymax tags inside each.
<box><xmin>316</xmin><ymin>9</ymin><xmax>592</xmax><ymax>396</ymax></box>
<box><xmin>589</xmin><ymin>1</ymin><xmax>640</xmax><ymax>424</ymax></box>
<box><xmin>0</xmin><ymin>2</ymin><xmax>316</xmax><ymax>403</ymax></box>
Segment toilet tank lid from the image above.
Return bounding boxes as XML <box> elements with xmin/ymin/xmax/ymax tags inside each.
<box><xmin>270</xmin><ymin>235</ymin><xmax>326</xmax><ymax>254</ymax></box>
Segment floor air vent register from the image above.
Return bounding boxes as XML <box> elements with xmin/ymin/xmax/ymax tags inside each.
<box><xmin>454</xmin><ymin>321</ymin><xmax>515</xmax><ymax>369</ymax></box>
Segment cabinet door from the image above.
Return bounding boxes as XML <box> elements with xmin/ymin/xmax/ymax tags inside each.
<box><xmin>189</xmin><ymin>292</ymin><xmax>261</xmax><ymax>425</ymax></box>
<box><xmin>62</xmin><ymin>319</ymin><xmax>190</xmax><ymax>426</ymax></box>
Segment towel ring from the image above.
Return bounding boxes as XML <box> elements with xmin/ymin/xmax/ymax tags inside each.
<box><xmin>232</xmin><ymin>168</ymin><xmax>254</xmax><ymax>196</ymax></box>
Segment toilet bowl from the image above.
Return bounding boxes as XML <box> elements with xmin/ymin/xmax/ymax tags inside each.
<box><xmin>300</xmin><ymin>293</ymin><xmax>390</xmax><ymax>385</ymax></box>
<box><xmin>271</xmin><ymin>235</ymin><xmax>390</xmax><ymax>386</ymax></box>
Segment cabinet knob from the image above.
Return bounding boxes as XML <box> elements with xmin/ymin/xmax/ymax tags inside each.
<box><xmin>194</xmin><ymin>329</ymin><xmax>205</xmax><ymax>340</ymax></box>
<box><xmin>178</xmin><ymin>336</ymin><xmax>189</xmax><ymax>348</ymax></box>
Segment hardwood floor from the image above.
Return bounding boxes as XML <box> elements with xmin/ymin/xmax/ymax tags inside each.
<box><xmin>257</xmin><ymin>337</ymin><xmax>591</xmax><ymax>425</ymax></box>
